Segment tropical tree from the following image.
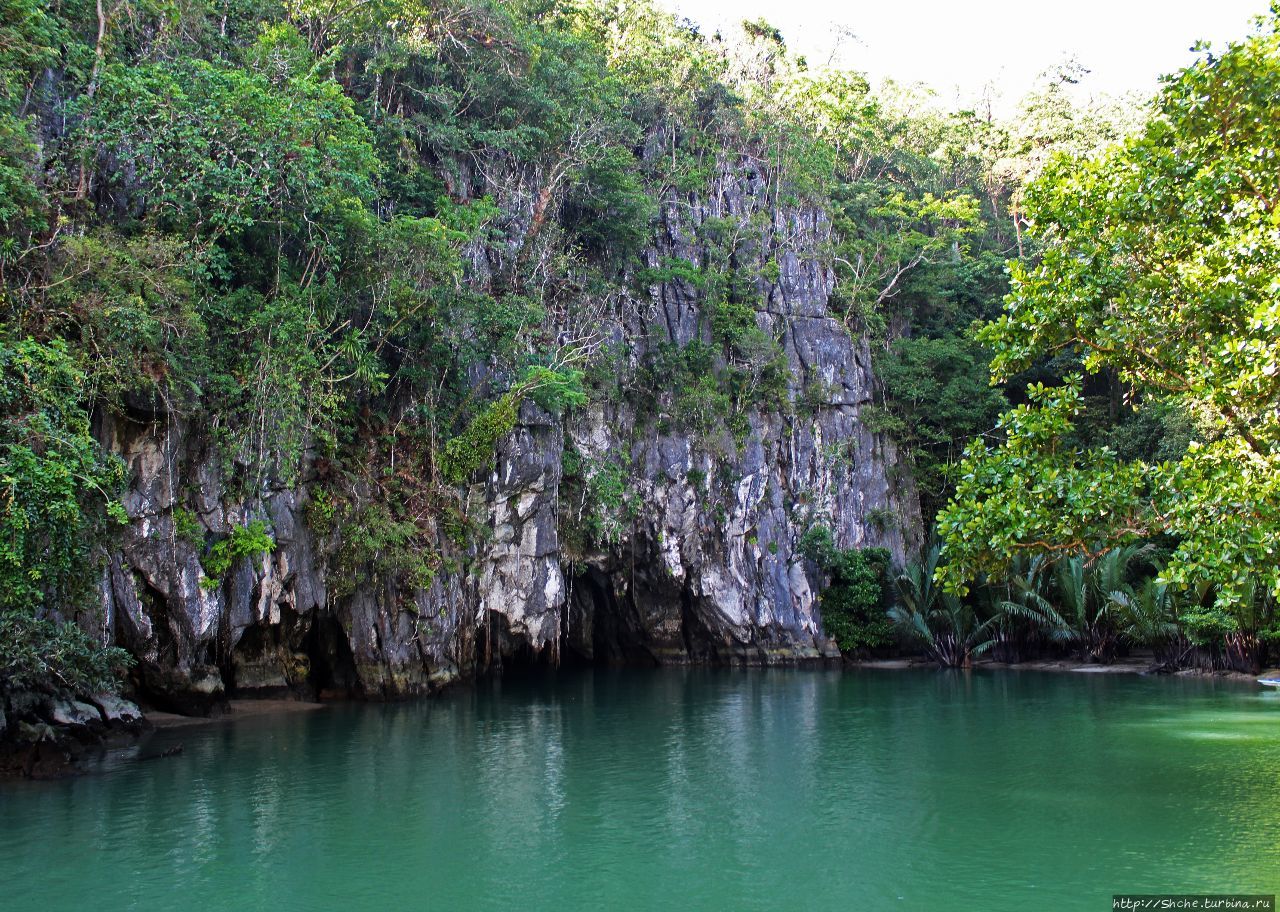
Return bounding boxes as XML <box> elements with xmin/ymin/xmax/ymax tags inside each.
<box><xmin>1052</xmin><ymin>555</ymin><xmax>1109</xmax><ymax>663</ymax></box>
<box><xmin>939</xmin><ymin>13</ymin><xmax>1280</xmax><ymax>635</ymax></box>
<box><xmin>990</xmin><ymin>555</ymin><xmax>1072</xmax><ymax>662</ymax></box>
<box><xmin>1051</xmin><ymin>545</ymin><xmax>1149</xmax><ymax>663</ymax></box>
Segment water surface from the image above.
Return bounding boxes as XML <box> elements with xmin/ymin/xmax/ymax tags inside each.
<box><xmin>3</xmin><ymin>668</ymin><xmax>1278</xmax><ymax>910</ymax></box>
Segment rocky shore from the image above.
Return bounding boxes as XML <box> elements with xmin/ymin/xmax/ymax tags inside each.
<box><xmin>0</xmin><ymin>691</ymin><xmax>147</xmax><ymax>779</ymax></box>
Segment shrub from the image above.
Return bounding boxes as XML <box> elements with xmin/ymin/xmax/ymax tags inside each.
<box><xmin>0</xmin><ymin>611</ymin><xmax>134</xmax><ymax>697</ymax></box>
<box><xmin>799</xmin><ymin>525</ymin><xmax>893</xmax><ymax>651</ymax></box>
<box><xmin>439</xmin><ymin>392</ymin><xmax>522</xmax><ymax>484</ymax></box>
<box><xmin>200</xmin><ymin>520</ymin><xmax>276</xmax><ymax>589</ymax></box>
<box><xmin>889</xmin><ymin>543</ymin><xmax>996</xmax><ymax>667</ymax></box>
<box><xmin>0</xmin><ymin>337</ymin><xmax>127</xmax><ymax>612</ymax></box>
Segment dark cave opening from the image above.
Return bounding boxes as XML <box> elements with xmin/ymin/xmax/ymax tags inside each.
<box><xmin>475</xmin><ymin>568</ymin><xmax>663</xmax><ymax>678</ymax></box>
<box><xmin>303</xmin><ymin>610</ymin><xmax>361</xmax><ymax>699</ymax></box>
<box><xmin>563</xmin><ymin>568</ymin><xmax>659</xmax><ymax>669</ymax></box>
<box><xmin>480</xmin><ymin>610</ymin><xmax>560</xmax><ymax>677</ymax></box>
<box><xmin>679</xmin><ymin>584</ymin><xmax>720</xmax><ymax>664</ymax></box>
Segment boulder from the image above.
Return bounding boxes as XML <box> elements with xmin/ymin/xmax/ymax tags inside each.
<box><xmin>89</xmin><ymin>693</ymin><xmax>145</xmax><ymax>726</ymax></box>
<box><xmin>47</xmin><ymin>699</ymin><xmax>102</xmax><ymax>728</ymax></box>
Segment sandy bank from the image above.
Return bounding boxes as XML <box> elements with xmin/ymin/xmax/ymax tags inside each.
<box><xmin>145</xmin><ymin>699</ymin><xmax>329</xmax><ymax>730</ymax></box>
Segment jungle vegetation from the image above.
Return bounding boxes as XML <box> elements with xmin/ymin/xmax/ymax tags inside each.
<box><xmin>933</xmin><ymin>10</ymin><xmax>1280</xmax><ymax>672</ymax></box>
<box><xmin>0</xmin><ymin>0</ymin><xmax>1276</xmax><ymax>692</ymax></box>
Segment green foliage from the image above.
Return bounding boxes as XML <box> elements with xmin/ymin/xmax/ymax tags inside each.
<box><xmin>328</xmin><ymin>499</ymin><xmax>440</xmax><ymax>598</ymax></box>
<box><xmin>937</xmin><ymin>379</ymin><xmax>1148</xmax><ymax>595</ymax></box>
<box><xmin>200</xmin><ymin>520</ymin><xmax>275</xmax><ymax>588</ymax></box>
<box><xmin>439</xmin><ymin>392</ymin><xmax>522</xmax><ymax>485</ymax></box>
<box><xmin>440</xmin><ymin>363</ymin><xmax>587</xmax><ymax>485</ymax></box>
<box><xmin>0</xmin><ymin>112</ymin><xmax>43</xmax><ymax>235</ymax></box>
<box><xmin>943</xmin><ymin>15</ymin><xmax>1280</xmax><ymax>627</ymax></box>
<box><xmin>1180</xmin><ymin>605</ymin><xmax>1239</xmax><ymax>646</ymax></box>
<box><xmin>0</xmin><ymin>610</ymin><xmax>134</xmax><ymax>697</ymax></box>
<box><xmin>0</xmin><ymin>0</ymin><xmax>61</xmax><ymax>234</ymax></box>
<box><xmin>865</xmin><ymin>506</ymin><xmax>895</xmax><ymax>533</ymax></box>
<box><xmin>522</xmin><ymin>364</ymin><xmax>589</xmax><ymax>414</ymax></box>
<box><xmin>305</xmin><ymin>486</ymin><xmax>339</xmax><ymax>538</ymax></box>
<box><xmin>640</xmin><ymin>225</ymin><xmax>792</xmax><ymax>445</ymax></box>
<box><xmin>172</xmin><ymin>507</ymin><xmax>205</xmax><ymax>546</ymax></box>
<box><xmin>582</xmin><ymin>458</ymin><xmax>630</xmax><ymax>544</ymax></box>
<box><xmin>644</xmin><ymin>342</ymin><xmax>726</xmax><ymax>437</ymax></box>
<box><xmin>1050</xmin><ymin>546</ymin><xmax>1153</xmax><ymax>663</ymax></box>
<box><xmin>84</xmin><ymin>27</ymin><xmax>379</xmax><ymax>243</ymax></box>
<box><xmin>638</xmin><ymin>256</ymin><xmax>708</xmax><ymax>290</ymax></box>
<box><xmin>775</xmin><ymin>70</ymin><xmax>984</xmax><ymax>328</ymax></box>
<box><xmin>988</xmin><ymin>555</ymin><xmax>1073</xmax><ymax>660</ymax></box>
<box><xmin>1110</xmin><ymin>578</ymin><xmax>1189</xmax><ymax>667</ymax></box>
<box><xmin>30</xmin><ymin>230</ymin><xmax>207</xmax><ymax>404</ymax></box>
<box><xmin>889</xmin><ymin>543</ymin><xmax>996</xmax><ymax>667</ymax></box>
<box><xmin>0</xmin><ymin>335</ymin><xmax>131</xmax><ymax>696</ymax></box>
<box><xmin>871</xmin><ymin>335</ymin><xmax>1007</xmax><ymax>519</ymax></box>
<box><xmin>799</xmin><ymin>525</ymin><xmax>893</xmax><ymax>652</ymax></box>
<box><xmin>0</xmin><ymin>337</ymin><xmax>126</xmax><ymax>612</ymax></box>
<box><xmin>562</xmin><ymin>145</ymin><xmax>655</xmax><ymax>257</ymax></box>
<box><xmin>560</xmin><ymin>445</ymin><xmax>635</xmax><ymax>551</ymax></box>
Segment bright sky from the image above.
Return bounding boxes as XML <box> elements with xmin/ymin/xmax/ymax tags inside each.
<box><xmin>657</xmin><ymin>0</ymin><xmax>1272</xmax><ymax>108</ymax></box>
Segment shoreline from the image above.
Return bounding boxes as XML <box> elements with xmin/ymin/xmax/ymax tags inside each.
<box><xmin>144</xmin><ymin>659</ymin><xmax>1273</xmax><ymax>731</ymax></box>
<box><xmin>8</xmin><ymin>664</ymin><xmax>1266</xmax><ymax>778</ymax></box>
<box><xmin>849</xmin><ymin>656</ymin><xmax>1267</xmax><ymax>683</ymax></box>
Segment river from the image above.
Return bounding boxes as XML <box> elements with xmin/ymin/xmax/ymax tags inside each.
<box><xmin>2</xmin><ymin>668</ymin><xmax>1277</xmax><ymax>909</ymax></box>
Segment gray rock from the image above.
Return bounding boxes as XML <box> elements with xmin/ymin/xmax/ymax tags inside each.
<box><xmin>136</xmin><ymin>665</ymin><xmax>227</xmax><ymax>716</ymax></box>
<box><xmin>87</xmin><ymin>157</ymin><xmax>921</xmax><ymax>697</ymax></box>
<box><xmin>17</xmin><ymin>720</ymin><xmax>56</xmax><ymax>743</ymax></box>
<box><xmin>88</xmin><ymin>693</ymin><xmax>144</xmax><ymax>726</ymax></box>
<box><xmin>47</xmin><ymin>699</ymin><xmax>101</xmax><ymax>728</ymax></box>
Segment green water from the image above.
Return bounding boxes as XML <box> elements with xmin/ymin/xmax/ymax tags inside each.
<box><xmin>2</xmin><ymin>669</ymin><xmax>1278</xmax><ymax>910</ymax></box>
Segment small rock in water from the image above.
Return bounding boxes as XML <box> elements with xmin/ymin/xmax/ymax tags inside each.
<box><xmin>140</xmin><ymin>743</ymin><xmax>184</xmax><ymax>761</ymax></box>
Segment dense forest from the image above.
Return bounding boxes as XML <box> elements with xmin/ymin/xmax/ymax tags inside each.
<box><xmin>1</xmin><ymin>0</ymin><xmax>1278</xmax><ymax>709</ymax></box>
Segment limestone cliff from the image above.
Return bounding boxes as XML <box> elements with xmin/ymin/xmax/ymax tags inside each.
<box><xmin>96</xmin><ymin>159</ymin><xmax>921</xmax><ymax>712</ymax></box>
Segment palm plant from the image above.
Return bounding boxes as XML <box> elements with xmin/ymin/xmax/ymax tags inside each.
<box><xmin>889</xmin><ymin>543</ymin><xmax>997</xmax><ymax>667</ymax></box>
<box><xmin>990</xmin><ymin>554</ymin><xmax>1072</xmax><ymax>661</ymax></box>
<box><xmin>1181</xmin><ymin>580</ymin><xmax>1270</xmax><ymax>674</ymax></box>
<box><xmin>1055</xmin><ymin>544</ymin><xmax>1152</xmax><ymax>663</ymax></box>
<box><xmin>1110</xmin><ymin>578</ymin><xmax>1192</xmax><ymax>670</ymax></box>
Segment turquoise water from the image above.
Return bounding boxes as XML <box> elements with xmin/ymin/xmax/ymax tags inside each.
<box><xmin>2</xmin><ymin>668</ymin><xmax>1278</xmax><ymax>910</ymax></box>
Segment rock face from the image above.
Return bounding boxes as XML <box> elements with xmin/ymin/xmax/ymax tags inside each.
<box><xmin>94</xmin><ymin>159</ymin><xmax>921</xmax><ymax>709</ymax></box>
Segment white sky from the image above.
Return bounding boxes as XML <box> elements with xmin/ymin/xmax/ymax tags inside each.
<box><xmin>657</xmin><ymin>0</ymin><xmax>1272</xmax><ymax>108</ymax></box>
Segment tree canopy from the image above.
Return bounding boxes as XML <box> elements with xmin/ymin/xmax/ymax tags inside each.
<box><xmin>939</xmin><ymin>12</ymin><xmax>1280</xmax><ymax>622</ymax></box>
